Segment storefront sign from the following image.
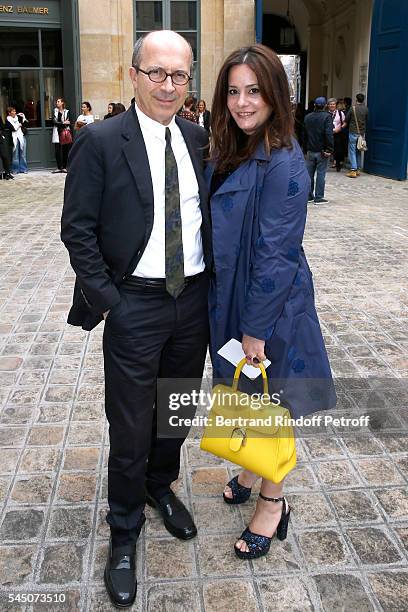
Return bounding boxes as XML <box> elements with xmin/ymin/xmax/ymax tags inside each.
<box><xmin>0</xmin><ymin>5</ymin><xmax>49</xmax><ymax>13</ymax></box>
<box><xmin>0</xmin><ymin>1</ymin><xmax>59</xmax><ymax>22</ymax></box>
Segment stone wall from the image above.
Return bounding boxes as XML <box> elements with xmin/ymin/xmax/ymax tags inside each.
<box><xmin>77</xmin><ymin>0</ymin><xmax>255</xmax><ymax>115</ymax></box>
<box><xmin>78</xmin><ymin>0</ymin><xmax>134</xmax><ymax>119</ymax></box>
<box><xmin>320</xmin><ymin>0</ymin><xmax>373</xmax><ymax>101</ymax></box>
<box><xmin>200</xmin><ymin>0</ymin><xmax>254</xmax><ymax>109</ymax></box>
<box><xmin>76</xmin><ymin>0</ymin><xmax>372</xmax><ymax>118</ymax></box>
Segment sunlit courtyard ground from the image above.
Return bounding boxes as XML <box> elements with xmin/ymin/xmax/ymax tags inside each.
<box><xmin>0</xmin><ymin>168</ymin><xmax>407</xmax><ymax>611</ymax></box>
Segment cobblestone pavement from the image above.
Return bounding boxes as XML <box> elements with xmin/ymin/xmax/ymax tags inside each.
<box><xmin>0</xmin><ymin>169</ymin><xmax>407</xmax><ymax>612</ymax></box>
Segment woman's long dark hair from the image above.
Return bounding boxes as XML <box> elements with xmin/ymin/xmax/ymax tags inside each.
<box><xmin>111</xmin><ymin>103</ymin><xmax>126</xmax><ymax>116</ymax></box>
<box><xmin>211</xmin><ymin>44</ymin><xmax>294</xmax><ymax>172</ymax></box>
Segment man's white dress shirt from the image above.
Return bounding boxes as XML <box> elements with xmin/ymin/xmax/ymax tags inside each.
<box><xmin>133</xmin><ymin>103</ymin><xmax>204</xmax><ymax>278</ymax></box>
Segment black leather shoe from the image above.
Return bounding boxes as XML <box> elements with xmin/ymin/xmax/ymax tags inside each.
<box><xmin>104</xmin><ymin>514</ymin><xmax>146</xmax><ymax>607</ymax></box>
<box><xmin>104</xmin><ymin>539</ymin><xmax>137</xmax><ymax>608</ymax></box>
<box><xmin>146</xmin><ymin>490</ymin><xmax>197</xmax><ymax>540</ymax></box>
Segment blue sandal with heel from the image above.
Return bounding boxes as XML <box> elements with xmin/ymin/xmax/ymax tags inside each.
<box><xmin>223</xmin><ymin>475</ymin><xmax>252</xmax><ymax>505</ymax></box>
<box><xmin>234</xmin><ymin>493</ymin><xmax>291</xmax><ymax>560</ymax></box>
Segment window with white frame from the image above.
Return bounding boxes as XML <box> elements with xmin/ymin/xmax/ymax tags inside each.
<box><xmin>135</xmin><ymin>1</ymin><xmax>199</xmax><ymax>97</ymax></box>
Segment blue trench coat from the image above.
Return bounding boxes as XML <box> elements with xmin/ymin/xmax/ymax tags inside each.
<box><xmin>207</xmin><ymin>140</ymin><xmax>336</xmax><ymax>418</ymax></box>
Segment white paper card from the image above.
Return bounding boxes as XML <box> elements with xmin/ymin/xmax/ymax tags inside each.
<box><xmin>217</xmin><ymin>338</ymin><xmax>271</xmax><ymax>379</ymax></box>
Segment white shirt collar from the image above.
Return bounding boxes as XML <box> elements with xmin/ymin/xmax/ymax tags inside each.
<box><xmin>134</xmin><ymin>101</ymin><xmax>177</xmax><ymax>142</ymax></box>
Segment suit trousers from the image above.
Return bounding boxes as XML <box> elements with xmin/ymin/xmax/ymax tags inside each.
<box><xmin>103</xmin><ymin>272</ymin><xmax>209</xmax><ymax>545</ymax></box>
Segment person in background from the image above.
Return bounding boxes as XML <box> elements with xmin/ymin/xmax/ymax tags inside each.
<box><xmin>303</xmin><ymin>96</ymin><xmax>333</xmax><ymax>204</ymax></box>
<box><xmin>304</xmin><ymin>99</ymin><xmax>315</xmax><ymax>117</ymax></box>
<box><xmin>104</xmin><ymin>102</ymin><xmax>115</xmax><ymax>120</ymax></box>
<box><xmin>17</xmin><ymin>110</ymin><xmax>29</xmax><ymax>133</ymax></box>
<box><xmin>342</xmin><ymin>96</ymin><xmax>352</xmax><ymax>159</ymax></box>
<box><xmin>344</xmin><ymin>96</ymin><xmax>352</xmax><ymax>113</ymax></box>
<box><xmin>6</xmin><ymin>107</ymin><xmax>28</xmax><ymax>174</ymax></box>
<box><xmin>111</xmin><ymin>102</ymin><xmax>126</xmax><ymax>116</ymax></box>
<box><xmin>327</xmin><ymin>97</ymin><xmax>346</xmax><ymax>172</ymax></box>
<box><xmin>75</xmin><ymin>101</ymin><xmax>94</xmax><ymax>131</ymax></box>
<box><xmin>178</xmin><ymin>96</ymin><xmax>198</xmax><ymax>123</ymax></box>
<box><xmin>52</xmin><ymin>97</ymin><xmax>72</xmax><ymax>174</ymax></box>
<box><xmin>344</xmin><ymin>93</ymin><xmax>369</xmax><ymax>178</ymax></box>
<box><xmin>337</xmin><ymin>98</ymin><xmax>346</xmax><ymax>112</ymax></box>
<box><xmin>0</xmin><ymin>114</ymin><xmax>14</xmax><ymax>180</ymax></box>
<box><xmin>208</xmin><ymin>43</ymin><xmax>335</xmax><ymax>561</ymax></box>
<box><xmin>196</xmin><ymin>99</ymin><xmax>211</xmax><ymax>132</ymax></box>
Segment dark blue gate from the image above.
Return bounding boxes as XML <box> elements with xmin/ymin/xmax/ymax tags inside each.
<box><xmin>365</xmin><ymin>0</ymin><xmax>408</xmax><ymax>179</ymax></box>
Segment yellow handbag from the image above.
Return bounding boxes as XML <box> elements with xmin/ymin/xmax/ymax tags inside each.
<box><xmin>200</xmin><ymin>358</ymin><xmax>296</xmax><ymax>483</ymax></box>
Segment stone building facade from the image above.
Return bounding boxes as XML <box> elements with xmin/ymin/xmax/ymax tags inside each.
<box><xmin>78</xmin><ymin>0</ymin><xmax>255</xmax><ymax>116</ymax></box>
<box><xmin>1</xmin><ymin>0</ymin><xmax>407</xmax><ymax>177</ymax></box>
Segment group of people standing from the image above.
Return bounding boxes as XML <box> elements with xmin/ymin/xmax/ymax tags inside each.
<box><xmin>0</xmin><ymin>107</ymin><xmax>29</xmax><ymax>179</ymax></box>
<box><xmin>2</xmin><ymin>94</ymin><xmax>211</xmax><ymax>178</ymax></box>
<box><xmin>52</xmin><ymin>98</ymin><xmax>96</xmax><ymax>173</ymax></box>
<box><xmin>178</xmin><ymin>96</ymin><xmax>211</xmax><ymax>131</ymax></box>
<box><xmin>52</xmin><ymin>99</ymin><xmax>128</xmax><ymax>173</ymax></box>
<box><xmin>103</xmin><ymin>102</ymin><xmax>127</xmax><ymax>119</ymax></box>
<box><xmin>0</xmin><ymin>98</ymin><xmax>97</xmax><ymax>177</ymax></box>
<box><xmin>61</xmin><ymin>30</ymin><xmax>335</xmax><ymax>609</ymax></box>
<box><xmin>54</xmin><ymin>94</ymin><xmax>209</xmax><ymax>174</ymax></box>
<box><xmin>326</xmin><ymin>94</ymin><xmax>368</xmax><ymax>178</ymax></box>
<box><xmin>302</xmin><ymin>93</ymin><xmax>369</xmax><ymax>203</ymax></box>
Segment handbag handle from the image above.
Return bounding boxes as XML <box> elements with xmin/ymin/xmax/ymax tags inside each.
<box><xmin>232</xmin><ymin>357</ymin><xmax>269</xmax><ymax>395</ymax></box>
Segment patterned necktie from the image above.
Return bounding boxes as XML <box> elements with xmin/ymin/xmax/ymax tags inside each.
<box><xmin>165</xmin><ymin>127</ymin><xmax>184</xmax><ymax>298</ymax></box>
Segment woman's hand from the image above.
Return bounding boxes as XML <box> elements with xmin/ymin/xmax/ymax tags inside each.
<box><xmin>242</xmin><ymin>334</ymin><xmax>266</xmax><ymax>365</ymax></box>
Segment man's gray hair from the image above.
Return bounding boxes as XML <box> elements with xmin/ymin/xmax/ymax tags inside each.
<box><xmin>131</xmin><ymin>32</ymin><xmax>194</xmax><ymax>72</ymax></box>
<box><xmin>132</xmin><ymin>36</ymin><xmax>145</xmax><ymax>68</ymax></box>
<box><xmin>327</xmin><ymin>97</ymin><xmax>337</xmax><ymax>105</ymax></box>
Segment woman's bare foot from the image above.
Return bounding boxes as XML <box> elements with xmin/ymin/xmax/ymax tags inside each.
<box><xmin>235</xmin><ymin>495</ymin><xmax>286</xmax><ymax>553</ymax></box>
<box><xmin>223</xmin><ymin>470</ymin><xmax>259</xmax><ymax>499</ymax></box>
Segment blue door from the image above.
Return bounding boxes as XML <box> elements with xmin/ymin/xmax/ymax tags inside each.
<box><xmin>365</xmin><ymin>0</ymin><xmax>408</xmax><ymax>180</ymax></box>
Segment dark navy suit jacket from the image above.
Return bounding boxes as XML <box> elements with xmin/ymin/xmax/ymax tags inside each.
<box><xmin>61</xmin><ymin>105</ymin><xmax>211</xmax><ymax>330</ymax></box>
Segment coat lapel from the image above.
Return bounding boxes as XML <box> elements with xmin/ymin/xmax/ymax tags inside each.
<box><xmin>207</xmin><ymin>141</ymin><xmax>270</xmax><ymax>198</ymax></box>
<box><xmin>209</xmin><ymin>163</ymin><xmax>251</xmax><ymax>197</ymax></box>
<box><xmin>121</xmin><ymin>106</ymin><xmax>154</xmax><ymax>221</ymax></box>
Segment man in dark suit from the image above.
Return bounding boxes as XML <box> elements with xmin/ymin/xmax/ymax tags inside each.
<box><xmin>61</xmin><ymin>30</ymin><xmax>211</xmax><ymax>608</ymax></box>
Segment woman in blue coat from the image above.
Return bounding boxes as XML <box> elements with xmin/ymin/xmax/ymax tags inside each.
<box><xmin>208</xmin><ymin>44</ymin><xmax>336</xmax><ymax>560</ymax></box>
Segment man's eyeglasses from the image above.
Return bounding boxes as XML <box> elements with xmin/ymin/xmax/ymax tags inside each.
<box><xmin>135</xmin><ymin>66</ymin><xmax>191</xmax><ymax>86</ymax></box>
